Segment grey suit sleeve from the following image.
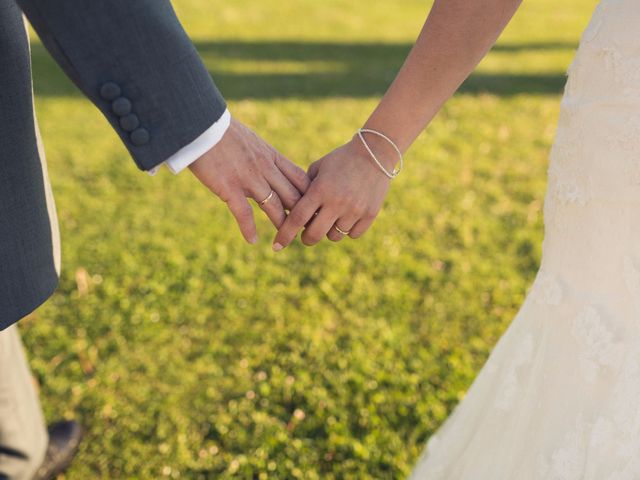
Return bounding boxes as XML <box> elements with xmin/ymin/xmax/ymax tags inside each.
<box><xmin>15</xmin><ymin>0</ymin><xmax>227</xmax><ymax>171</ymax></box>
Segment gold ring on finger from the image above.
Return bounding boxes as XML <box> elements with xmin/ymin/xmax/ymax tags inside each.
<box><xmin>258</xmin><ymin>190</ymin><xmax>275</xmax><ymax>206</ymax></box>
<box><xmin>334</xmin><ymin>225</ymin><xmax>350</xmax><ymax>236</ymax></box>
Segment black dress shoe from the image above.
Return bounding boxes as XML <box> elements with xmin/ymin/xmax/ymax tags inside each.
<box><xmin>32</xmin><ymin>420</ymin><xmax>83</xmax><ymax>480</ymax></box>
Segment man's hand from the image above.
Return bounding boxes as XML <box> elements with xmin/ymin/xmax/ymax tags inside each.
<box><xmin>189</xmin><ymin>118</ymin><xmax>310</xmax><ymax>244</ymax></box>
<box><xmin>272</xmin><ymin>136</ymin><xmax>392</xmax><ymax>251</ymax></box>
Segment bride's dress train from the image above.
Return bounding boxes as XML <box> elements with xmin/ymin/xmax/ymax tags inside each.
<box><xmin>410</xmin><ymin>1</ymin><xmax>640</xmax><ymax>478</ymax></box>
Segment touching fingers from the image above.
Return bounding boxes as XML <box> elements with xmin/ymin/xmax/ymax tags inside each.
<box><xmin>226</xmin><ymin>195</ymin><xmax>258</xmax><ymax>244</ymax></box>
<box><xmin>253</xmin><ymin>185</ymin><xmax>287</xmax><ymax>230</ymax></box>
<box><xmin>273</xmin><ymin>190</ymin><xmax>321</xmax><ymax>251</ymax></box>
<box><xmin>266</xmin><ymin>167</ymin><xmax>302</xmax><ymax>211</ymax></box>
<box><xmin>275</xmin><ymin>153</ymin><xmax>311</xmax><ymax>194</ymax></box>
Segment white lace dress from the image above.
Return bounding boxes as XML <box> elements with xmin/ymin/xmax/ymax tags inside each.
<box><xmin>410</xmin><ymin>1</ymin><xmax>640</xmax><ymax>478</ymax></box>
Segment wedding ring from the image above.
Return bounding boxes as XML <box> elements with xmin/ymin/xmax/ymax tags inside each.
<box><xmin>334</xmin><ymin>225</ymin><xmax>350</xmax><ymax>235</ymax></box>
<box><xmin>258</xmin><ymin>190</ymin><xmax>275</xmax><ymax>206</ymax></box>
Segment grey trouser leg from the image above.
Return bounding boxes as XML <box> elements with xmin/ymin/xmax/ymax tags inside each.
<box><xmin>0</xmin><ymin>326</ymin><xmax>48</xmax><ymax>479</ymax></box>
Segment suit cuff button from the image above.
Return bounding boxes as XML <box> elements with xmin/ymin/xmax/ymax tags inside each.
<box><xmin>100</xmin><ymin>82</ymin><xmax>121</xmax><ymax>101</ymax></box>
<box><xmin>111</xmin><ymin>97</ymin><xmax>132</xmax><ymax>116</ymax></box>
<box><xmin>130</xmin><ymin>128</ymin><xmax>150</xmax><ymax>146</ymax></box>
<box><xmin>119</xmin><ymin>114</ymin><xmax>140</xmax><ymax>132</ymax></box>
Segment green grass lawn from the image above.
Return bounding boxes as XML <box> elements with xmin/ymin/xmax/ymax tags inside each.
<box><xmin>24</xmin><ymin>0</ymin><xmax>596</xmax><ymax>478</ymax></box>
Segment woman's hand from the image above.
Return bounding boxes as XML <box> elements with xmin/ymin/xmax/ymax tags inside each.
<box><xmin>272</xmin><ymin>136</ymin><xmax>394</xmax><ymax>250</ymax></box>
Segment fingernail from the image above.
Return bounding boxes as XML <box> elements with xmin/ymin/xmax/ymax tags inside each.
<box><xmin>250</xmin><ymin>235</ymin><xmax>259</xmax><ymax>245</ymax></box>
<box><xmin>272</xmin><ymin>242</ymin><xmax>284</xmax><ymax>252</ymax></box>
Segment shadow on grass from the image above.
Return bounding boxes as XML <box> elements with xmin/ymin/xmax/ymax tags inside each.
<box><xmin>31</xmin><ymin>40</ymin><xmax>576</xmax><ymax>100</ymax></box>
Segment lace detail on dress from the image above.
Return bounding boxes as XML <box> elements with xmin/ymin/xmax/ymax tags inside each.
<box><xmin>537</xmin><ymin>414</ymin><xmax>588</xmax><ymax>480</ymax></box>
<box><xmin>583</xmin><ymin>346</ymin><xmax>640</xmax><ymax>479</ymax></box>
<box><xmin>530</xmin><ymin>271</ymin><xmax>563</xmax><ymax>305</ymax></box>
<box><xmin>610</xmin><ymin>346</ymin><xmax>640</xmax><ymax>454</ymax></box>
<box><xmin>615</xmin><ymin>116</ymin><xmax>640</xmax><ymax>184</ymax></box>
<box><xmin>571</xmin><ymin>306</ymin><xmax>625</xmax><ymax>383</ymax></box>
<box><xmin>548</xmin><ymin>162</ymin><xmax>589</xmax><ymax>207</ymax></box>
<box><xmin>589</xmin><ymin>416</ymin><xmax>614</xmax><ymax>451</ymax></box>
<box><xmin>623</xmin><ymin>256</ymin><xmax>640</xmax><ymax>311</ymax></box>
<box><xmin>546</xmin><ymin>102</ymin><xmax>589</xmax><ymax>212</ymax></box>
<box><xmin>551</xmin><ymin>103</ymin><xmax>583</xmax><ymax>160</ymax></box>
<box><xmin>495</xmin><ymin>334</ymin><xmax>534</xmax><ymax>411</ymax></box>
<box><xmin>599</xmin><ymin>48</ymin><xmax>640</xmax><ymax>97</ymax></box>
<box><xmin>409</xmin><ymin>2</ymin><xmax>640</xmax><ymax>478</ymax></box>
<box><xmin>617</xmin><ymin>116</ymin><xmax>640</xmax><ymax>153</ymax></box>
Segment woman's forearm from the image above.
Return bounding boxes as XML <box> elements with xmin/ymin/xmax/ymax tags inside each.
<box><xmin>363</xmin><ymin>0</ymin><xmax>523</xmax><ymax>160</ymax></box>
<box><xmin>273</xmin><ymin>0</ymin><xmax>524</xmax><ymax>248</ymax></box>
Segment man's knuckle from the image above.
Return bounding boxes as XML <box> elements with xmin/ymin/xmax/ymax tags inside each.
<box><xmin>260</xmin><ymin>154</ymin><xmax>273</xmax><ymax>169</ymax></box>
<box><xmin>245</xmin><ymin>153</ymin><xmax>260</xmax><ymax>170</ymax></box>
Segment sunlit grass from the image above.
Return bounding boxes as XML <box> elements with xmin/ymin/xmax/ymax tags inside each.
<box><xmin>25</xmin><ymin>0</ymin><xmax>594</xmax><ymax>478</ymax></box>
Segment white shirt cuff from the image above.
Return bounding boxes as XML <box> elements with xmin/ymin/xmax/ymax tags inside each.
<box><xmin>147</xmin><ymin>109</ymin><xmax>231</xmax><ymax>176</ymax></box>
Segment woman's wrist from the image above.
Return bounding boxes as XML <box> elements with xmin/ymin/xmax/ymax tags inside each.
<box><xmin>349</xmin><ymin>130</ymin><xmax>401</xmax><ymax>174</ymax></box>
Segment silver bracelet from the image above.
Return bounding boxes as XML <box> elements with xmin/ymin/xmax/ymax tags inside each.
<box><xmin>356</xmin><ymin>128</ymin><xmax>404</xmax><ymax>179</ymax></box>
